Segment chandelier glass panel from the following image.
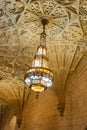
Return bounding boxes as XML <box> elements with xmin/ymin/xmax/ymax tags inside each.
<box><xmin>24</xmin><ymin>19</ymin><xmax>53</xmax><ymax>93</ymax></box>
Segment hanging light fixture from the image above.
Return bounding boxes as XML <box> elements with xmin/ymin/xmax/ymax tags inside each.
<box><xmin>24</xmin><ymin>18</ymin><xmax>53</xmax><ymax>95</ymax></box>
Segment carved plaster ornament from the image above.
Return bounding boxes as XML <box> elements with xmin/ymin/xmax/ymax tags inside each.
<box><xmin>0</xmin><ymin>0</ymin><xmax>87</xmax><ymax>118</ymax></box>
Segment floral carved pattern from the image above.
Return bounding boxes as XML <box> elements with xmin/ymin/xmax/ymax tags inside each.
<box><xmin>80</xmin><ymin>0</ymin><xmax>87</xmax><ymax>35</ymax></box>
<box><xmin>22</xmin><ymin>0</ymin><xmax>69</xmax><ymax>35</ymax></box>
<box><xmin>0</xmin><ymin>0</ymin><xmax>87</xmax><ymax>117</ymax></box>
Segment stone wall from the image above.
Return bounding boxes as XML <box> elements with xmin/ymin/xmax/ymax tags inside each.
<box><xmin>20</xmin><ymin>89</ymin><xmax>73</xmax><ymax>130</ymax></box>
<box><xmin>0</xmin><ymin>70</ymin><xmax>87</xmax><ymax>130</ymax></box>
<box><xmin>21</xmin><ymin>88</ymin><xmax>59</xmax><ymax>130</ymax></box>
<box><xmin>71</xmin><ymin>70</ymin><xmax>87</xmax><ymax>130</ymax></box>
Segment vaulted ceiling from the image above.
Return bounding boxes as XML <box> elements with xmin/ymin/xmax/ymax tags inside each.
<box><xmin>0</xmin><ymin>0</ymin><xmax>87</xmax><ymax>116</ymax></box>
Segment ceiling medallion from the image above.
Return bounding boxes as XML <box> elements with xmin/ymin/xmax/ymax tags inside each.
<box><xmin>23</xmin><ymin>0</ymin><xmax>69</xmax><ymax>35</ymax></box>
<box><xmin>24</xmin><ymin>18</ymin><xmax>53</xmax><ymax>98</ymax></box>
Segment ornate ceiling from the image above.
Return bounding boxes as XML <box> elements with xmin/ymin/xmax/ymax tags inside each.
<box><xmin>0</xmin><ymin>0</ymin><xmax>87</xmax><ymax>116</ymax></box>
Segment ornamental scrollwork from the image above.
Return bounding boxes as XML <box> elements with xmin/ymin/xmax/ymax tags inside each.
<box><xmin>62</xmin><ymin>23</ymin><xmax>83</xmax><ymax>41</ymax></box>
<box><xmin>0</xmin><ymin>0</ymin><xmax>86</xmax><ymax>42</ymax></box>
<box><xmin>3</xmin><ymin>0</ymin><xmax>25</xmax><ymax>14</ymax></box>
<box><xmin>56</xmin><ymin>0</ymin><xmax>75</xmax><ymax>5</ymax></box>
<box><xmin>22</xmin><ymin>0</ymin><xmax>69</xmax><ymax>35</ymax></box>
<box><xmin>0</xmin><ymin>0</ymin><xmax>25</xmax><ymax>29</ymax></box>
<box><xmin>79</xmin><ymin>0</ymin><xmax>87</xmax><ymax>35</ymax></box>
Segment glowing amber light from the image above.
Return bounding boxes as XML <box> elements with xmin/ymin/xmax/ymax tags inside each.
<box><xmin>32</xmin><ymin>85</ymin><xmax>44</xmax><ymax>92</ymax></box>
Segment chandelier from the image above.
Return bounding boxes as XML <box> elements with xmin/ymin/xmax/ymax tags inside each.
<box><xmin>24</xmin><ymin>18</ymin><xmax>53</xmax><ymax>96</ymax></box>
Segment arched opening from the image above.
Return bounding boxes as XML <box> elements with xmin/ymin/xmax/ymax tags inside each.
<box><xmin>8</xmin><ymin>115</ymin><xmax>17</xmax><ymax>130</ymax></box>
<box><xmin>0</xmin><ymin>104</ymin><xmax>17</xmax><ymax>130</ymax></box>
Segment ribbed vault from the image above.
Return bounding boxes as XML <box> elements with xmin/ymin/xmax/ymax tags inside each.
<box><xmin>0</xmin><ymin>0</ymin><xmax>87</xmax><ymax>126</ymax></box>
